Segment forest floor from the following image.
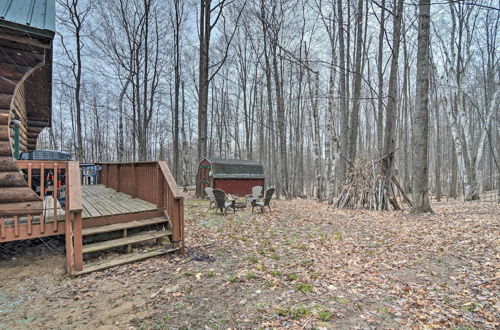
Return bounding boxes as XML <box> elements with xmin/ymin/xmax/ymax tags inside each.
<box><xmin>0</xmin><ymin>192</ymin><xmax>498</xmax><ymax>329</ymax></box>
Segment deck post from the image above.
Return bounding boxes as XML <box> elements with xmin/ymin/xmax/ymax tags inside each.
<box><xmin>116</xmin><ymin>164</ymin><xmax>121</xmax><ymax>193</ymax></box>
<box><xmin>179</xmin><ymin>198</ymin><xmax>185</xmax><ymax>253</ymax></box>
<box><xmin>65</xmin><ymin>211</ymin><xmax>74</xmax><ymax>273</ymax></box>
<box><xmin>102</xmin><ymin>164</ymin><xmax>107</xmax><ymax>186</ymax></box>
<box><xmin>67</xmin><ymin>161</ymin><xmax>83</xmax><ymax>273</ymax></box>
<box><xmin>132</xmin><ymin>164</ymin><xmax>138</xmax><ymax>198</ymax></box>
<box><xmin>172</xmin><ymin>198</ymin><xmax>184</xmax><ymax>251</ymax></box>
<box><xmin>73</xmin><ymin>210</ymin><xmax>83</xmax><ymax>272</ymax></box>
<box><xmin>157</xmin><ymin>164</ymin><xmax>164</xmax><ymax>208</ymax></box>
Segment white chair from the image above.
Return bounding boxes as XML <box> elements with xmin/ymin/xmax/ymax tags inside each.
<box><xmin>205</xmin><ymin>187</ymin><xmax>216</xmax><ymax>210</ymax></box>
<box><xmin>246</xmin><ymin>186</ymin><xmax>263</xmax><ymax>204</ymax></box>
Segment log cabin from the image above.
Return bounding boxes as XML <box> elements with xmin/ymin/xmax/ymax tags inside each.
<box><xmin>0</xmin><ymin>0</ymin><xmax>184</xmax><ymax>275</ymax></box>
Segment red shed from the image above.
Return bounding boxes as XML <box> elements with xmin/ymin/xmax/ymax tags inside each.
<box><xmin>196</xmin><ymin>158</ymin><xmax>265</xmax><ymax>197</ymax></box>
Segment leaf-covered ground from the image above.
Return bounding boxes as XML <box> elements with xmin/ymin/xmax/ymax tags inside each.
<box><xmin>0</xmin><ymin>194</ymin><xmax>498</xmax><ymax>329</ymax></box>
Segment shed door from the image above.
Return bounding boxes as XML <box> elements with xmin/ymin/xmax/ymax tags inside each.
<box><xmin>199</xmin><ymin>163</ymin><xmax>211</xmax><ymax>195</ymax></box>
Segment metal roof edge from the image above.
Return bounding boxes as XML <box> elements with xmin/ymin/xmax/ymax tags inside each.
<box><xmin>202</xmin><ymin>157</ymin><xmax>263</xmax><ymax>166</ymax></box>
<box><xmin>0</xmin><ymin>19</ymin><xmax>55</xmax><ymax>39</ymax></box>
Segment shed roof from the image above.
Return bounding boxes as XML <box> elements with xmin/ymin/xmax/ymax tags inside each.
<box><xmin>0</xmin><ymin>0</ymin><xmax>55</xmax><ymax>38</ymax></box>
<box><xmin>203</xmin><ymin>158</ymin><xmax>265</xmax><ymax>179</ymax></box>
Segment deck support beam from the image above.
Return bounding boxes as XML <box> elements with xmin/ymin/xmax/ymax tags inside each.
<box><xmin>73</xmin><ymin>210</ymin><xmax>83</xmax><ymax>271</ymax></box>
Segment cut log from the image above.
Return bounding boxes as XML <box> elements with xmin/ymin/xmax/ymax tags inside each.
<box><xmin>0</xmin><ymin>79</ymin><xmax>17</xmax><ymax>94</ymax></box>
<box><xmin>0</xmin><ymin>94</ymin><xmax>12</xmax><ymax>109</ymax></box>
<box><xmin>0</xmin><ymin>47</ymin><xmax>44</xmax><ymax>66</ymax></box>
<box><xmin>0</xmin><ymin>171</ymin><xmax>27</xmax><ymax>187</ymax></box>
<box><xmin>0</xmin><ymin>140</ymin><xmax>12</xmax><ymax>156</ymax></box>
<box><xmin>0</xmin><ymin>126</ymin><xmax>10</xmax><ymax>140</ymax></box>
<box><xmin>0</xmin><ymin>186</ymin><xmax>41</xmax><ymax>203</ymax></box>
<box><xmin>0</xmin><ymin>63</ymin><xmax>31</xmax><ymax>80</ymax></box>
<box><xmin>0</xmin><ymin>156</ymin><xmax>17</xmax><ymax>171</ymax></box>
<box><xmin>0</xmin><ymin>200</ymin><xmax>43</xmax><ymax>217</ymax></box>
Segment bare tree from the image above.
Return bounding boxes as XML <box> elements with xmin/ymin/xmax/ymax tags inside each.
<box><xmin>381</xmin><ymin>0</ymin><xmax>404</xmax><ymax>209</ymax></box>
<box><xmin>347</xmin><ymin>0</ymin><xmax>364</xmax><ymax>162</ymax></box>
<box><xmin>197</xmin><ymin>0</ymin><xmax>243</xmax><ymax>161</ymax></box>
<box><xmin>170</xmin><ymin>0</ymin><xmax>185</xmax><ymax>180</ymax></box>
<box><xmin>411</xmin><ymin>0</ymin><xmax>433</xmax><ymax>214</ymax></box>
<box><xmin>58</xmin><ymin>0</ymin><xmax>92</xmax><ymax>161</ymax></box>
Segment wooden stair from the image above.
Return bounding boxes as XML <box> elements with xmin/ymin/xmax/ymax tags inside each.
<box><xmin>74</xmin><ymin>216</ymin><xmax>176</xmax><ymax>275</ymax></box>
<box><xmin>73</xmin><ymin>247</ymin><xmax>180</xmax><ymax>276</ymax></box>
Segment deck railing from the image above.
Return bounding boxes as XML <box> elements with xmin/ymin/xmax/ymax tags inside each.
<box><xmin>10</xmin><ymin>160</ymin><xmax>83</xmax><ymax>273</ymax></box>
<box><xmin>99</xmin><ymin>161</ymin><xmax>184</xmax><ymax>250</ymax></box>
<box><xmin>4</xmin><ymin>160</ymin><xmax>70</xmax><ymax>239</ymax></box>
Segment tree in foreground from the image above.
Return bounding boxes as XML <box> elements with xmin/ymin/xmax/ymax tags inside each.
<box><xmin>411</xmin><ymin>0</ymin><xmax>433</xmax><ymax>214</ymax></box>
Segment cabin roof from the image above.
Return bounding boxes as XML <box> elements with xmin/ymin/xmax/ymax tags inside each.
<box><xmin>202</xmin><ymin>158</ymin><xmax>265</xmax><ymax>179</ymax></box>
<box><xmin>0</xmin><ymin>0</ymin><xmax>55</xmax><ymax>38</ymax></box>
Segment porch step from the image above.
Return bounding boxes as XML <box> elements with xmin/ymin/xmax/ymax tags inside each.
<box><xmin>83</xmin><ymin>230</ymin><xmax>171</xmax><ymax>254</ymax></box>
<box><xmin>73</xmin><ymin>247</ymin><xmax>180</xmax><ymax>276</ymax></box>
<box><xmin>82</xmin><ymin>216</ymin><xmax>169</xmax><ymax>236</ymax></box>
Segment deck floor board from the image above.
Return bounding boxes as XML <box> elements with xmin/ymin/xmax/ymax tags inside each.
<box><xmin>2</xmin><ymin>185</ymin><xmax>159</xmax><ymax>227</ymax></box>
<box><xmin>80</xmin><ymin>185</ymin><xmax>158</xmax><ymax>219</ymax></box>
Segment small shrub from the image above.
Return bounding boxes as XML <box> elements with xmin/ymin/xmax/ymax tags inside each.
<box><xmin>270</xmin><ymin>270</ymin><xmax>282</xmax><ymax>277</ymax></box>
<box><xmin>228</xmin><ymin>275</ymin><xmax>239</xmax><ymax>283</ymax></box>
<box><xmin>317</xmin><ymin>309</ymin><xmax>333</xmax><ymax>321</ymax></box>
<box><xmin>246</xmin><ymin>272</ymin><xmax>256</xmax><ymax>280</ymax></box>
<box><xmin>277</xmin><ymin>307</ymin><xmax>312</xmax><ymax>320</ymax></box>
<box><xmin>294</xmin><ymin>283</ymin><xmax>313</xmax><ymax>293</ymax></box>
<box><xmin>245</xmin><ymin>255</ymin><xmax>259</xmax><ymax>264</ymax></box>
<box><xmin>332</xmin><ymin>296</ymin><xmax>349</xmax><ymax>304</ymax></box>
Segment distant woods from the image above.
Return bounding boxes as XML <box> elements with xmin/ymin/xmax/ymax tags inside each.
<box><xmin>42</xmin><ymin>0</ymin><xmax>499</xmax><ymax>204</ymax></box>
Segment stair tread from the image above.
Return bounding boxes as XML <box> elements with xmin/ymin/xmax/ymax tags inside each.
<box><xmin>83</xmin><ymin>230</ymin><xmax>171</xmax><ymax>254</ymax></box>
<box><xmin>73</xmin><ymin>247</ymin><xmax>180</xmax><ymax>276</ymax></box>
<box><xmin>83</xmin><ymin>217</ymin><xmax>169</xmax><ymax>236</ymax></box>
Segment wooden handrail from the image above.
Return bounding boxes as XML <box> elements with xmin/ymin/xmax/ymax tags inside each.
<box><xmin>11</xmin><ymin>160</ymin><xmax>83</xmax><ymax>274</ymax></box>
<box><xmin>66</xmin><ymin>162</ymin><xmax>82</xmax><ymax>211</ymax></box>
<box><xmin>158</xmin><ymin>161</ymin><xmax>183</xmax><ymax>199</ymax></box>
<box><xmin>13</xmin><ymin>160</ymin><xmax>69</xmax><ymax>233</ymax></box>
<box><xmin>66</xmin><ymin>161</ymin><xmax>83</xmax><ymax>273</ymax></box>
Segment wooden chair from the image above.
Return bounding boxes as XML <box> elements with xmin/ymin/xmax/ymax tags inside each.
<box><xmin>252</xmin><ymin>188</ymin><xmax>275</xmax><ymax>213</ymax></box>
<box><xmin>245</xmin><ymin>185</ymin><xmax>263</xmax><ymax>204</ymax></box>
<box><xmin>212</xmin><ymin>189</ymin><xmax>235</xmax><ymax>215</ymax></box>
<box><xmin>205</xmin><ymin>187</ymin><xmax>216</xmax><ymax>210</ymax></box>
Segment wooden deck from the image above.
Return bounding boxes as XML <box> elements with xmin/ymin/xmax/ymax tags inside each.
<box><xmin>4</xmin><ymin>185</ymin><xmax>159</xmax><ymax>226</ymax></box>
<box><xmin>1</xmin><ymin>161</ymin><xmax>184</xmax><ymax>274</ymax></box>
<box><xmin>81</xmin><ymin>185</ymin><xmax>159</xmax><ymax>219</ymax></box>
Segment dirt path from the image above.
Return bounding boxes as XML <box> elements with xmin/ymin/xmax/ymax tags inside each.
<box><xmin>0</xmin><ymin>197</ymin><xmax>498</xmax><ymax>329</ymax></box>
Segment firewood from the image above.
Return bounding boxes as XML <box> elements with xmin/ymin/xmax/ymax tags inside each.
<box><xmin>335</xmin><ymin>156</ymin><xmax>411</xmax><ymax>211</ymax></box>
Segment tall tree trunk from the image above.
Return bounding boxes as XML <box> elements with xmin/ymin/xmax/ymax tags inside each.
<box><xmin>272</xmin><ymin>46</ymin><xmax>289</xmax><ymax>198</ymax></box>
<box><xmin>411</xmin><ymin>0</ymin><xmax>433</xmax><ymax>214</ymax></box>
<box><xmin>376</xmin><ymin>0</ymin><xmax>386</xmax><ymax>154</ymax></box>
<box><xmin>335</xmin><ymin>0</ymin><xmax>348</xmax><ymax>189</ymax></box>
<box><xmin>172</xmin><ymin>0</ymin><xmax>183</xmax><ymax>180</ymax></box>
<box><xmin>117</xmin><ymin>78</ymin><xmax>130</xmax><ymax>162</ymax></box>
<box><xmin>381</xmin><ymin>0</ymin><xmax>404</xmax><ymax>209</ymax></box>
<box><xmin>434</xmin><ymin>104</ymin><xmax>442</xmax><ymax>202</ymax></box>
<box><xmin>497</xmin><ymin>125</ymin><xmax>500</xmax><ymax>201</ymax></box>
<box><xmin>181</xmin><ymin>81</ymin><xmax>189</xmax><ymax>189</ymax></box>
<box><xmin>198</xmin><ymin>0</ymin><xmax>211</xmax><ymax>161</ymax></box>
<box><xmin>347</xmin><ymin>0</ymin><xmax>364</xmax><ymax>162</ymax></box>
<box><xmin>449</xmin><ymin>141</ymin><xmax>458</xmax><ymax>198</ymax></box>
